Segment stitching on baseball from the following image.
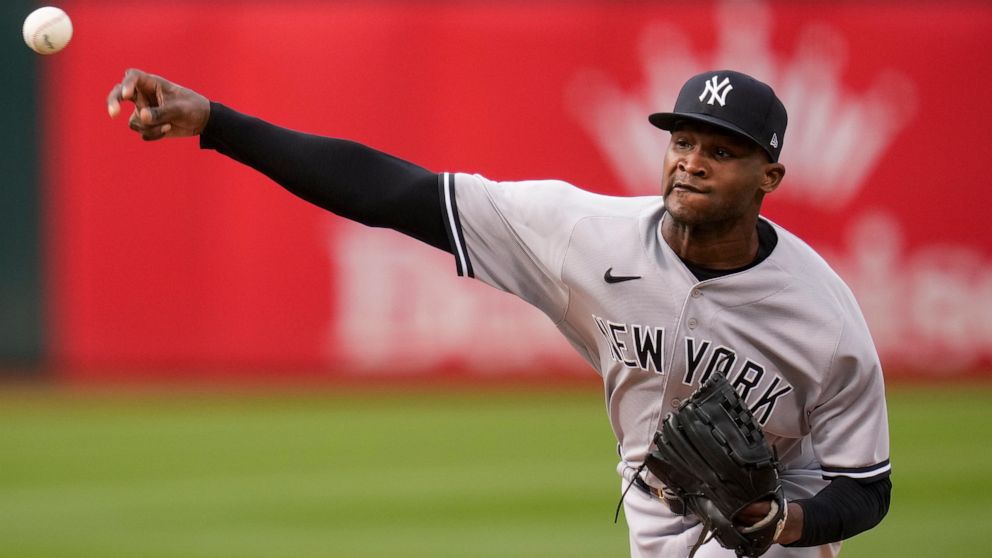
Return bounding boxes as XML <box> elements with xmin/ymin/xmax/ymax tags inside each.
<box><xmin>32</xmin><ymin>13</ymin><xmax>68</xmax><ymax>52</ymax></box>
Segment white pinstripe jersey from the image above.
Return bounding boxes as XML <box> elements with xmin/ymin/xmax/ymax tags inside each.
<box><xmin>439</xmin><ymin>172</ymin><xmax>891</xmax><ymax>492</ymax></box>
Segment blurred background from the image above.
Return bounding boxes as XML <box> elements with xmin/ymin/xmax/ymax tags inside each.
<box><xmin>2</xmin><ymin>0</ymin><xmax>990</xmax><ymax>556</ymax></box>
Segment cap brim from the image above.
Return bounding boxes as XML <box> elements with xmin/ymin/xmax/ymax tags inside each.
<box><xmin>649</xmin><ymin>112</ymin><xmax>777</xmax><ymax>161</ymax></box>
<box><xmin>648</xmin><ymin>112</ymin><xmax>755</xmax><ymax>143</ymax></box>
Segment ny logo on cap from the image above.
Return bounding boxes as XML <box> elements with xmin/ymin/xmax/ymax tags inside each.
<box><xmin>699</xmin><ymin>75</ymin><xmax>733</xmax><ymax>106</ymax></box>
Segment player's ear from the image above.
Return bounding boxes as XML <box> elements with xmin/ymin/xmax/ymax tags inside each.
<box><xmin>759</xmin><ymin>163</ymin><xmax>785</xmax><ymax>194</ymax></box>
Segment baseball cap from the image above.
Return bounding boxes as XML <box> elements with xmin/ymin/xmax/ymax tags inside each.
<box><xmin>649</xmin><ymin>70</ymin><xmax>787</xmax><ymax>162</ymax></box>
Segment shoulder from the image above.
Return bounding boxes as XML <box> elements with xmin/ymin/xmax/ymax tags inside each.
<box><xmin>450</xmin><ymin>172</ymin><xmax>658</xmax><ymax>223</ymax></box>
<box><xmin>765</xmin><ymin>219</ymin><xmax>859</xmax><ymax>308</ymax></box>
<box><xmin>764</xmin><ymin>219</ymin><xmax>879</xmax><ymax>366</ymax></box>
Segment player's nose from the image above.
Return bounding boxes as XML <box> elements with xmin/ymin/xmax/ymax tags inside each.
<box><xmin>677</xmin><ymin>151</ymin><xmax>707</xmax><ymax>177</ymax></box>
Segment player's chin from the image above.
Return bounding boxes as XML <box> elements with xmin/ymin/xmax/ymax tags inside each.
<box><xmin>663</xmin><ymin>193</ymin><xmax>710</xmax><ymax>224</ymax></box>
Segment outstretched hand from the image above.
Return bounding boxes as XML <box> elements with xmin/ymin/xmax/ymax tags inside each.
<box><xmin>107</xmin><ymin>69</ymin><xmax>211</xmax><ymax>141</ymax></box>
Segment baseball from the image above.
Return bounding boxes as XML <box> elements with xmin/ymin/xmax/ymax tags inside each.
<box><xmin>23</xmin><ymin>6</ymin><xmax>73</xmax><ymax>55</ymax></box>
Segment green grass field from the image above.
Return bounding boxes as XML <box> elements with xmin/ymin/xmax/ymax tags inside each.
<box><xmin>1</xmin><ymin>382</ymin><xmax>989</xmax><ymax>557</ymax></box>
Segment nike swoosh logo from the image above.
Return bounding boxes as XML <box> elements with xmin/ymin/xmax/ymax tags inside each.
<box><xmin>604</xmin><ymin>267</ymin><xmax>642</xmax><ymax>284</ymax></box>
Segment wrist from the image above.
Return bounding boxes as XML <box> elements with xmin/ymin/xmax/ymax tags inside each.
<box><xmin>193</xmin><ymin>95</ymin><xmax>211</xmax><ymax>135</ymax></box>
<box><xmin>776</xmin><ymin>502</ymin><xmax>804</xmax><ymax>545</ymax></box>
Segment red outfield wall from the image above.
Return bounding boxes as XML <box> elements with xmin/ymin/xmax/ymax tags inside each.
<box><xmin>44</xmin><ymin>1</ymin><xmax>992</xmax><ymax>381</ymax></box>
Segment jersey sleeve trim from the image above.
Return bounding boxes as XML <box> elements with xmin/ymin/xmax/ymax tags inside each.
<box><xmin>439</xmin><ymin>172</ymin><xmax>474</xmax><ymax>278</ymax></box>
<box><xmin>821</xmin><ymin>459</ymin><xmax>891</xmax><ymax>482</ymax></box>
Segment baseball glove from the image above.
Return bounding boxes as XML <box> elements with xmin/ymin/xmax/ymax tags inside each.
<box><xmin>644</xmin><ymin>372</ymin><xmax>786</xmax><ymax>558</ymax></box>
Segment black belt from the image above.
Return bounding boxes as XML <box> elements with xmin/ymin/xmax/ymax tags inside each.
<box><xmin>632</xmin><ymin>475</ymin><xmax>664</xmax><ymax>498</ymax></box>
<box><xmin>632</xmin><ymin>476</ymin><xmax>686</xmax><ymax>515</ymax></box>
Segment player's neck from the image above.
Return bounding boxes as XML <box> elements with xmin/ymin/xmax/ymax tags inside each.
<box><xmin>661</xmin><ymin>215</ymin><xmax>760</xmax><ymax>270</ymax></box>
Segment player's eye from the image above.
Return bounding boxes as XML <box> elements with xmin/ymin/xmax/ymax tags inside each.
<box><xmin>674</xmin><ymin>138</ymin><xmax>692</xmax><ymax>150</ymax></box>
<box><xmin>714</xmin><ymin>147</ymin><xmax>733</xmax><ymax>159</ymax></box>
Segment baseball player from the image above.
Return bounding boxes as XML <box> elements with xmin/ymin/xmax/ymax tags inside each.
<box><xmin>107</xmin><ymin>68</ymin><xmax>891</xmax><ymax>557</ymax></box>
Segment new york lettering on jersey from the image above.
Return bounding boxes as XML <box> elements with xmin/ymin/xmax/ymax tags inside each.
<box><xmin>592</xmin><ymin>317</ymin><xmax>793</xmax><ymax>426</ymax></box>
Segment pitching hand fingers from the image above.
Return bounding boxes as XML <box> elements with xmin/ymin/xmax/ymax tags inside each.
<box><xmin>138</xmin><ymin>101</ymin><xmax>180</xmax><ymax>127</ymax></box>
<box><xmin>128</xmin><ymin>107</ymin><xmax>172</xmax><ymax>141</ymax></box>
<box><xmin>134</xmin><ymin>89</ymin><xmax>177</xmax><ymax>129</ymax></box>
<box><xmin>128</xmin><ymin>120</ymin><xmax>173</xmax><ymax>141</ymax></box>
<box><xmin>139</xmin><ymin>87</ymin><xmax>210</xmax><ymax>137</ymax></box>
<box><xmin>109</xmin><ymin>68</ymin><xmax>209</xmax><ymax>138</ymax></box>
<box><xmin>107</xmin><ymin>68</ymin><xmax>166</xmax><ymax>118</ymax></box>
<box><xmin>139</xmin><ymin>124</ymin><xmax>173</xmax><ymax>141</ymax></box>
<box><xmin>106</xmin><ymin>83</ymin><xmax>125</xmax><ymax>118</ymax></box>
<box><xmin>108</xmin><ymin>68</ymin><xmax>144</xmax><ymax>117</ymax></box>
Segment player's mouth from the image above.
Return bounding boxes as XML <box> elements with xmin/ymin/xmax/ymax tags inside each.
<box><xmin>671</xmin><ymin>181</ymin><xmax>704</xmax><ymax>194</ymax></box>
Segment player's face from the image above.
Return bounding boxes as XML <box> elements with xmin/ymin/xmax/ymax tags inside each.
<box><xmin>661</xmin><ymin>122</ymin><xmax>783</xmax><ymax>230</ymax></box>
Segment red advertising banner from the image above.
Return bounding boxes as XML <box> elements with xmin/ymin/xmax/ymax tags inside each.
<box><xmin>44</xmin><ymin>1</ymin><xmax>992</xmax><ymax>380</ymax></box>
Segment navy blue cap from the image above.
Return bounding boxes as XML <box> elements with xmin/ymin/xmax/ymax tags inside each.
<box><xmin>649</xmin><ymin>70</ymin><xmax>787</xmax><ymax>162</ymax></box>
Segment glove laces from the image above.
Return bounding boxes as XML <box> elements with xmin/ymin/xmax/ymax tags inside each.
<box><xmin>614</xmin><ymin>463</ymin><xmax>646</xmax><ymax>524</ymax></box>
<box><xmin>688</xmin><ymin>518</ymin><xmax>716</xmax><ymax>558</ymax></box>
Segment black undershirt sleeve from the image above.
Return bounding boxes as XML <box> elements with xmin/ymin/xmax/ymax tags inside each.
<box><xmin>787</xmin><ymin>475</ymin><xmax>892</xmax><ymax>547</ymax></box>
<box><xmin>199</xmin><ymin>102</ymin><xmax>451</xmax><ymax>253</ymax></box>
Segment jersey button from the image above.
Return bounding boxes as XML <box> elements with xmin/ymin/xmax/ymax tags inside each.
<box><xmin>672</xmin><ymin>398</ymin><xmax>681</xmax><ymax>407</ymax></box>
<box><xmin>691</xmin><ymin>289</ymin><xmax>702</xmax><ymax>298</ymax></box>
<box><xmin>687</xmin><ymin>318</ymin><xmax>698</xmax><ymax>329</ymax></box>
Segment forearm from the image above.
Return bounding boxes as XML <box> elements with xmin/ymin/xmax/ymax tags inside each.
<box><xmin>785</xmin><ymin>476</ymin><xmax>892</xmax><ymax>547</ymax></box>
<box><xmin>199</xmin><ymin>102</ymin><xmax>450</xmax><ymax>251</ymax></box>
